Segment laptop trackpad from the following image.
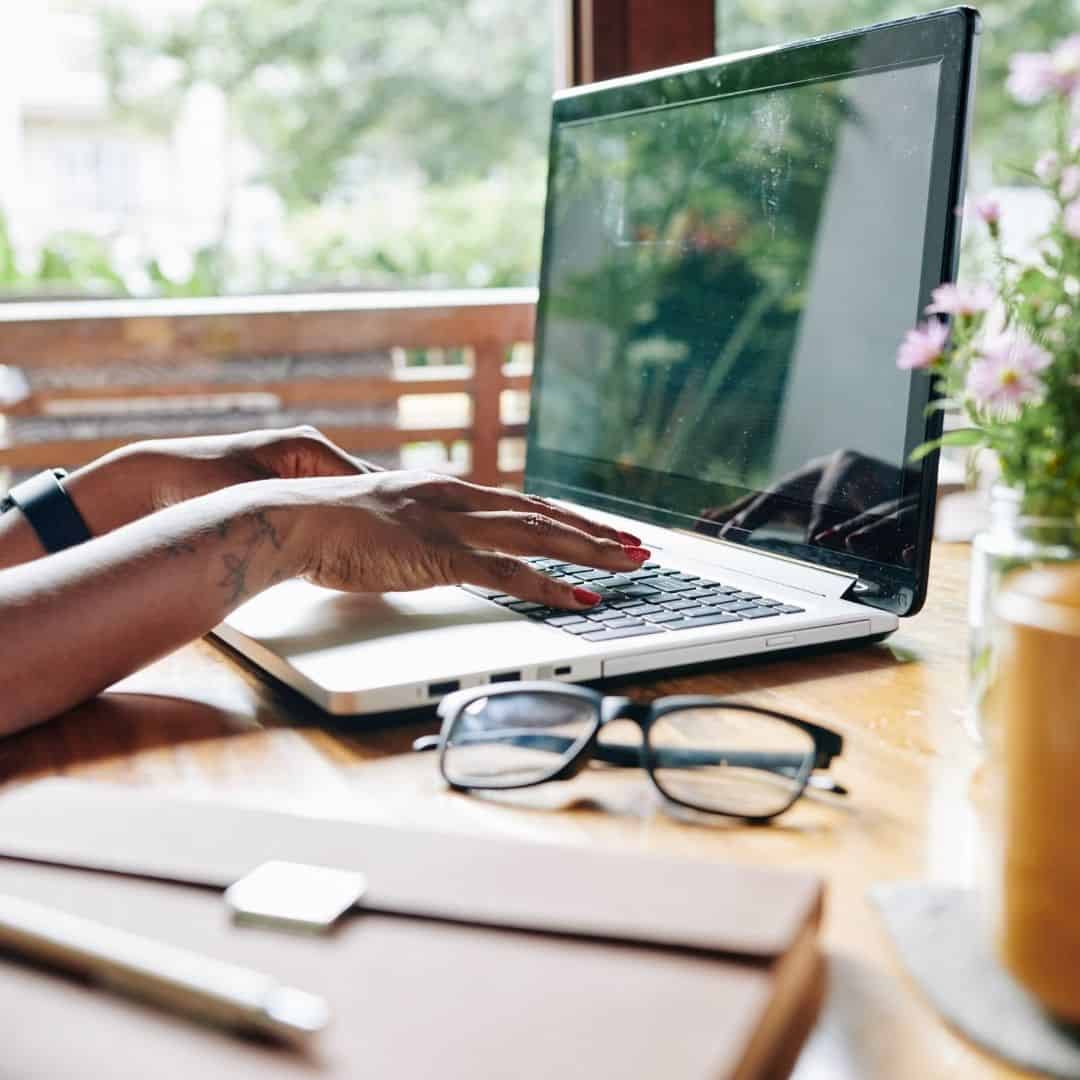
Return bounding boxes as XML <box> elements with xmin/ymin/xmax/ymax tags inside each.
<box><xmin>220</xmin><ymin>581</ymin><xmax>570</xmax><ymax>695</ymax></box>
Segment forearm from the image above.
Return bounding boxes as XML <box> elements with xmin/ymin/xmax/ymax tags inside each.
<box><xmin>0</xmin><ymin>480</ymin><xmax>303</xmax><ymax>736</ymax></box>
<box><xmin>0</xmin><ymin>427</ymin><xmax>374</xmax><ymax>572</ymax></box>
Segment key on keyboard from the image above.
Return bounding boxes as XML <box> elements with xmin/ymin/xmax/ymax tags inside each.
<box><xmin>464</xmin><ymin>559</ymin><xmax>805</xmax><ymax>641</ymax></box>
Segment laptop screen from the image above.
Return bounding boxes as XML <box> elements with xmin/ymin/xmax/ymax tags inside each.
<box><xmin>526</xmin><ymin>10</ymin><xmax>977</xmax><ymax>616</ymax></box>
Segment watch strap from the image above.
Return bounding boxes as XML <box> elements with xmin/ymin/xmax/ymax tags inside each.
<box><xmin>6</xmin><ymin>469</ymin><xmax>93</xmax><ymax>553</ymax></box>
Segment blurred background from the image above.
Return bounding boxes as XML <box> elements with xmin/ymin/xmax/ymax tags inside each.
<box><xmin>0</xmin><ymin>0</ymin><xmax>1065</xmax><ymax>302</ymax></box>
<box><xmin>0</xmin><ymin>0</ymin><xmax>553</xmax><ymax>299</ymax></box>
<box><xmin>0</xmin><ymin>0</ymin><xmax>1069</xmax><ymax>492</ymax></box>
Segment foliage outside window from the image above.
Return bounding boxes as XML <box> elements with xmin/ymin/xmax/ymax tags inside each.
<box><xmin>0</xmin><ymin>0</ymin><xmax>552</xmax><ymax>299</ymax></box>
<box><xmin>0</xmin><ymin>1</ymin><xmax>1072</xmax><ymax>301</ymax></box>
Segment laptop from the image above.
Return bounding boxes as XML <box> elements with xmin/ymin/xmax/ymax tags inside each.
<box><xmin>216</xmin><ymin>7</ymin><xmax>980</xmax><ymax>715</ymax></box>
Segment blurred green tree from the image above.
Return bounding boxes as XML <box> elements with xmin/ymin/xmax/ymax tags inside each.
<box><xmin>101</xmin><ymin>0</ymin><xmax>552</xmax><ymax>292</ymax></box>
<box><xmin>104</xmin><ymin>0</ymin><xmax>550</xmax><ymax>205</ymax></box>
<box><xmin>25</xmin><ymin>1</ymin><xmax>1065</xmax><ymax>301</ymax></box>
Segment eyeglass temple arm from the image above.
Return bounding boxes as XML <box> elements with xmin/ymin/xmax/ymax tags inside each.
<box><xmin>412</xmin><ymin>730</ymin><xmax>817</xmax><ymax>775</ymax></box>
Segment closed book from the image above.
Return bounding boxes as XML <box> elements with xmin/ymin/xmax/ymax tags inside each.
<box><xmin>0</xmin><ymin>780</ymin><xmax>824</xmax><ymax>1079</ymax></box>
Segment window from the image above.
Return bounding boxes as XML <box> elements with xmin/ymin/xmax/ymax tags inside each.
<box><xmin>0</xmin><ymin>0</ymin><xmax>556</xmax><ymax>299</ymax></box>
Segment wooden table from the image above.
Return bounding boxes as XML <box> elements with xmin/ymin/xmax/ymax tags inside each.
<box><xmin>0</xmin><ymin>543</ymin><xmax>1022</xmax><ymax>1079</ymax></box>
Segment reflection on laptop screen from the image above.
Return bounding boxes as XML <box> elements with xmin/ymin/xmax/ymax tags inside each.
<box><xmin>530</xmin><ymin>48</ymin><xmax>950</xmax><ymax>596</ymax></box>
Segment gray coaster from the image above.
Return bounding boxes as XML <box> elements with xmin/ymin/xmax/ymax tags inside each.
<box><xmin>870</xmin><ymin>882</ymin><xmax>1080</xmax><ymax>1079</ymax></box>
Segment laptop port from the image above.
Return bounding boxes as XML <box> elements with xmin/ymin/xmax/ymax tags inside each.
<box><xmin>427</xmin><ymin>680</ymin><xmax>460</xmax><ymax>697</ymax></box>
<box><xmin>490</xmin><ymin>671</ymin><xmax>522</xmax><ymax>683</ymax></box>
<box><xmin>554</xmin><ymin>665</ymin><xmax>572</xmax><ymax>676</ymax></box>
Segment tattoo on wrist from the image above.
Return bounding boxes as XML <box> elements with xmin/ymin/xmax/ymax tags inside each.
<box><xmin>161</xmin><ymin>508</ymin><xmax>285</xmax><ymax>604</ymax></box>
<box><xmin>216</xmin><ymin>510</ymin><xmax>284</xmax><ymax>604</ymax></box>
<box><xmin>251</xmin><ymin>510</ymin><xmax>282</xmax><ymax>550</ymax></box>
<box><xmin>218</xmin><ymin>552</ymin><xmax>249</xmax><ymax>603</ymax></box>
<box><xmin>164</xmin><ymin>538</ymin><xmax>198</xmax><ymax>557</ymax></box>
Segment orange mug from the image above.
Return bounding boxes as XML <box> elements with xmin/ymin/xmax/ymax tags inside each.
<box><xmin>993</xmin><ymin>563</ymin><xmax>1080</xmax><ymax>1022</ymax></box>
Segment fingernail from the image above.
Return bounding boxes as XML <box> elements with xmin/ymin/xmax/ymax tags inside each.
<box><xmin>617</xmin><ymin>531</ymin><xmax>642</xmax><ymax>546</ymax></box>
<box><xmin>573</xmin><ymin>586</ymin><xmax>602</xmax><ymax>606</ymax></box>
<box><xmin>622</xmin><ymin>546</ymin><xmax>651</xmax><ymax>562</ymax></box>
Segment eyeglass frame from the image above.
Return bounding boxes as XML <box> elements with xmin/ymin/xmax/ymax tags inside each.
<box><xmin>413</xmin><ymin>681</ymin><xmax>846</xmax><ymax>823</ymax></box>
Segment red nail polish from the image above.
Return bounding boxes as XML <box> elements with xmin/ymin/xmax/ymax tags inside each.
<box><xmin>623</xmin><ymin>546</ymin><xmax>651</xmax><ymax>562</ymax></box>
<box><xmin>573</xmin><ymin>586</ymin><xmax>602</xmax><ymax>606</ymax></box>
<box><xmin>617</xmin><ymin>531</ymin><xmax>642</xmax><ymax>546</ymax></box>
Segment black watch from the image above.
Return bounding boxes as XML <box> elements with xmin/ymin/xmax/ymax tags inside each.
<box><xmin>1</xmin><ymin>468</ymin><xmax>93</xmax><ymax>553</ymax></box>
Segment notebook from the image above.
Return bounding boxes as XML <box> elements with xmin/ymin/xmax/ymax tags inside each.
<box><xmin>0</xmin><ymin>780</ymin><xmax>825</xmax><ymax>1079</ymax></box>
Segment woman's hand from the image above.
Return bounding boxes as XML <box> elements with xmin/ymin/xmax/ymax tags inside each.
<box><xmin>63</xmin><ymin>426</ymin><xmax>377</xmax><ymax>538</ymax></box>
<box><xmin>0</xmin><ymin>468</ymin><xmax>647</xmax><ymax>732</ymax></box>
<box><xmin>277</xmin><ymin>471</ymin><xmax>648</xmax><ymax>611</ymax></box>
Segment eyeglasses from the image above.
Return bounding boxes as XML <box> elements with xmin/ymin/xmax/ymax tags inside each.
<box><xmin>412</xmin><ymin>681</ymin><xmax>846</xmax><ymax>822</ymax></box>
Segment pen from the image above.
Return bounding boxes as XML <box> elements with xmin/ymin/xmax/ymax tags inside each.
<box><xmin>0</xmin><ymin>892</ymin><xmax>330</xmax><ymax>1044</ymax></box>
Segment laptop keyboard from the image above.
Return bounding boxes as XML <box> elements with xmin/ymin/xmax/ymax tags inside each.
<box><xmin>465</xmin><ymin>560</ymin><xmax>804</xmax><ymax>643</ymax></box>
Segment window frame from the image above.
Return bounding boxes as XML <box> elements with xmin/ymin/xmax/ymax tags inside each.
<box><xmin>570</xmin><ymin>0</ymin><xmax>716</xmax><ymax>84</ymax></box>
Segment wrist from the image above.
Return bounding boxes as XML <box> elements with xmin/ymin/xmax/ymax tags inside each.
<box><xmin>0</xmin><ymin>450</ymin><xmax>164</xmax><ymax>569</ymax></box>
<box><xmin>235</xmin><ymin>479</ymin><xmax>313</xmax><ymax>584</ymax></box>
<box><xmin>139</xmin><ymin>481</ymin><xmax>310</xmax><ymax>609</ymax></box>
<box><xmin>63</xmin><ymin>443</ymin><xmax>160</xmax><ymax>535</ymax></box>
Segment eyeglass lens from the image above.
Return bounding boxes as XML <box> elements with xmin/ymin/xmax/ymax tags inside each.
<box><xmin>443</xmin><ymin>692</ymin><xmax>598</xmax><ymax>789</ymax></box>
<box><xmin>648</xmin><ymin>705</ymin><xmax>816</xmax><ymax>817</ymax></box>
<box><xmin>444</xmin><ymin>691</ymin><xmax>818</xmax><ymax>816</ymax></box>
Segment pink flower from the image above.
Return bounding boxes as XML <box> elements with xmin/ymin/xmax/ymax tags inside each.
<box><xmin>972</xmin><ymin>195</ymin><xmax>1000</xmax><ymax>225</ymax></box>
<box><xmin>1050</xmin><ymin>34</ymin><xmax>1080</xmax><ymax>94</ymax></box>
<box><xmin>981</xmin><ymin>330</ymin><xmax>1053</xmax><ymax>372</ymax></box>
<box><xmin>1035</xmin><ymin>151</ymin><xmax>1060</xmax><ymax>183</ymax></box>
<box><xmin>1008</xmin><ymin>37</ymin><xmax>1080</xmax><ymax>103</ymax></box>
<box><xmin>925</xmin><ymin>282</ymin><xmax>995</xmax><ymax>317</ymax></box>
<box><xmin>966</xmin><ymin>356</ymin><xmax>1045</xmax><ymax>411</ymax></box>
<box><xmin>966</xmin><ymin>331</ymin><xmax>1052</xmax><ymax>411</ymax></box>
<box><xmin>1008</xmin><ymin>51</ymin><xmax>1058</xmax><ymax>103</ymax></box>
<box><xmin>896</xmin><ymin>320</ymin><xmax>949</xmax><ymax>371</ymax></box>
<box><xmin>1061</xmin><ymin>166</ymin><xmax>1080</xmax><ymax>200</ymax></box>
<box><xmin>1065</xmin><ymin>199</ymin><xmax>1080</xmax><ymax>239</ymax></box>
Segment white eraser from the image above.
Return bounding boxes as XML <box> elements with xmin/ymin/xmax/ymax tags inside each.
<box><xmin>225</xmin><ymin>860</ymin><xmax>367</xmax><ymax>933</ymax></box>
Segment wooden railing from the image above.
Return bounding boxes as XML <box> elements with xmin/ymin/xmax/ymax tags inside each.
<box><xmin>0</xmin><ymin>288</ymin><xmax>536</xmax><ymax>487</ymax></box>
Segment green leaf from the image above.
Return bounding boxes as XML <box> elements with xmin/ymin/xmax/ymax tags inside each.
<box><xmin>909</xmin><ymin>428</ymin><xmax>986</xmax><ymax>462</ymax></box>
<box><xmin>940</xmin><ymin>428</ymin><xmax>987</xmax><ymax>446</ymax></box>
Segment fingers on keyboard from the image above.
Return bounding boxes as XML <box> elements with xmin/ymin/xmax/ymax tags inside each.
<box><xmin>501</xmin><ymin>560</ymin><xmax>804</xmax><ymax>639</ymax></box>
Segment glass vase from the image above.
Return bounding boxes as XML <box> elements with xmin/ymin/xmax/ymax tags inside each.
<box><xmin>968</xmin><ymin>486</ymin><xmax>1080</xmax><ymax>743</ymax></box>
